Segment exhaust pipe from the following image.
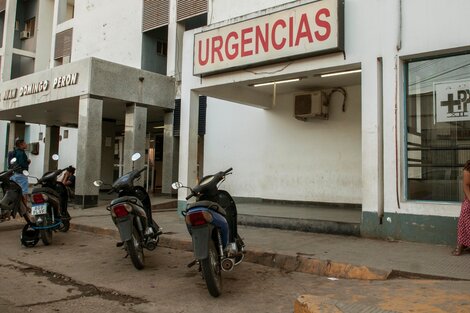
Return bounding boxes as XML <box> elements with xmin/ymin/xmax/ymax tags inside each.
<box><xmin>221</xmin><ymin>258</ymin><xmax>235</xmax><ymax>272</ymax></box>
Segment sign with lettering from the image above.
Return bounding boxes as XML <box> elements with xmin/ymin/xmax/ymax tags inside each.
<box><xmin>193</xmin><ymin>0</ymin><xmax>344</xmax><ymax>76</ymax></box>
<box><xmin>434</xmin><ymin>80</ymin><xmax>470</xmax><ymax>123</ymax></box>
<box><xmin>1</xmin><ymin>73</ymin><xmax>79</xmax><ymax>102</ymax></box>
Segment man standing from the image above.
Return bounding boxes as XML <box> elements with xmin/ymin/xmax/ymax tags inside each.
<box><xmin>10</xmin><ymin>139</ymin><xmax>31</xmax><ymax>204</ymax></box>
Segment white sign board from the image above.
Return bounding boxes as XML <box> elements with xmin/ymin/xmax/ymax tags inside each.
<box><xmin>193</xmin><ymin>0</ymin><xmax>343</xmax><ymax>76</ymax></box>
<box><xmin>434</xmin><ymin>80</ymin><xmax>470</xmax><ymax>123</ymax></box>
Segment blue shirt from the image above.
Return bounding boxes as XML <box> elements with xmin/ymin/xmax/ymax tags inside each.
<box><xmin>13</xmin><ymin>148</ymin><xmax>29</xmax><ymax>171</ymax></box>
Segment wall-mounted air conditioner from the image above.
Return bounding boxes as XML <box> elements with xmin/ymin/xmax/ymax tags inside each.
<box><xmin>20</xmin><ymin>30</ymin><xmax>30</xmax><ymax>40</ymax></box>
<box><xmin>294</xmin><ymin>91</ymin><xmax>328</xmax><ymax>121</ymax></box>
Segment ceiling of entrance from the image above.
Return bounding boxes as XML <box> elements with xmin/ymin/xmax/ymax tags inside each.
<box><xmin>199</xmin><ymin>65</ymin><xmax>362</xmax><ymax>108</ymax></box>
<box><xmin>0</xmin><ymin>97</ymin><xmax>167</xmax><ymax>128</ymax></box>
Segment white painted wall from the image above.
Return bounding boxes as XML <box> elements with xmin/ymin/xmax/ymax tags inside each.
<box><xmin>210</xmin><ymin>0</ymin><xmax>295</xmax><ymax>24</ymax></box>
<box><xmin>380</xmin><ymin>0</ymin><xmax>470</xmax><ymax>218</ymax></box>
<box><xmin>180</xmin><ymin>0</ymin><xmax>470</xmax><ymax>219</ymax></box>
<box><xmin>27</xmin><ymin>124</ymin><xmax>45</xmax><ymax>182</ymax></box>
<box><xmin>71</xmin><ymin>0</ymin><xmax>143</xmax><ymax>68</ymax></box>
<box><xmin>58</xmin><ymin>127</ymin><xmax>77</xmax><ymax>169</ymax></box>
<box><xmin>203</xmin><ymin>87</ymin><xmax>362</xmax><ymax>203</ymax></box>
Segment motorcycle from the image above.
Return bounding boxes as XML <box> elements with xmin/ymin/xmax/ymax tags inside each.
<box><xmin>0</xmin><ymin>157</ymin><xmax>35</xmax><ymax>221</ymax></box>
<box><xmin>0</xmin><ymin>157</ymin><xmax>39</xmax><ymax>247</ymax></box>
<box><xmin>94</xmin><ymin>153</ymin><xmax>162</xmax><ymax>270</ymax></box>
<box><xmin>172</xmin><ymin>168</ymin><xmax>245</xmax><ymax>297</ymax></box>
<box><xmin>27</xmin><ymin>154</ymin><xmax>71</xmax><ymax>246</ymax></box>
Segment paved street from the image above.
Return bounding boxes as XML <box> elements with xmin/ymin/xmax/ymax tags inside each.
<box><xmin>1</xmin><ymin>227</ymin><xmax>470</xmax><ymax>313</ymax></box>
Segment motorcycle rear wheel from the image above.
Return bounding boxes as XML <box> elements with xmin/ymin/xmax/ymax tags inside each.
<box><xmin>40</xmin><ymin>213</ymin><xmax>53</xmax><ymax>246</ymax></box>
<box><xmin>126</xmin><ymin>228</ymin><xmax>145</xmax><ymax>270</ymax></box>
<box><xmin>200</xmin><ymin>239</ymin><xmax>222</xmax><ymax>297</ymax></box>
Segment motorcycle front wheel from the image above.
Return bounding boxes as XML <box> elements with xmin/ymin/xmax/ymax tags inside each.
<box><xmin>200</xmin><ymin>239</ymin><xmax>222</xmax><ymax>297</ymax></box>
<box><xmin>126</xmin><ymin>228</ymin><xmax>145</xmax><ymax>270</ymax></box>
<box><xmin>59</xmin><ymin>211</ymin><xmax>71</xmax><ymax>232</ymax></box>
<box><xmin>59</xmin><ymin>219</ymin><xmax>70</xmax><ymax>232</ymax></box>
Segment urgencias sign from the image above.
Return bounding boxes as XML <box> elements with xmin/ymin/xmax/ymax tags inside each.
<box><xmin>193</xmin><ymin>0</ymin><xmax>344</xmax><ymax>76</ymax></box>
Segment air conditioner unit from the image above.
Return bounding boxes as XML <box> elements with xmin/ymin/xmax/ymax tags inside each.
<box><xmin>20</xmin><ymin>30</ymin><xmax>30</xmax><ymax>40</ymax></box>
<box><xmin>294</xmin><ymin>91</ymin><xmax>328</xmax><ymax>121</ymax></box>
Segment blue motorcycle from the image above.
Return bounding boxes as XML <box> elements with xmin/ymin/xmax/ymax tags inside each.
<box><xmin>172</xmin><ymin>168</ymin><xmax>245</xmax><ymax>297</ymax></box>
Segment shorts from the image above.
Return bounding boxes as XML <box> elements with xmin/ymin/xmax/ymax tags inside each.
<box><xmin>11</xmin><ymin>173</ymin><xmax>29</xmax><ymax>195</ymax></box>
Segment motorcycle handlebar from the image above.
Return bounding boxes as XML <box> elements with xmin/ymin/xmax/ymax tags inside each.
<box><xmin>223</xmin><ymin>167</ymin><xmax>233</xmax><ymax>175</ymax></box>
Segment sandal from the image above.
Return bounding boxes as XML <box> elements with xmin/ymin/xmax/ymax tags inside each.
<box><xmin>452</xmin><ymin>244</ymin><xmax>465</xmax><ymax>256</ymax></box>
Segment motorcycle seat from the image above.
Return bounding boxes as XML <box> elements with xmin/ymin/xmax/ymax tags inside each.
<box><xmin>110</xmin><ymin>196</ymin><xmax>143</xmax><ymax>207</ymax></box>
<box><xmin>187</xmin><ymin>200</ymin><xmax>226</xmax><ymax>216</ymax></box>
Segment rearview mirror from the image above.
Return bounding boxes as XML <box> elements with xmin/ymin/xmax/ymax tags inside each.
<box><xmin>131</xmin><ymin>153</ymin><xmax>141</xmax><ymax>162</ymax></box>
<box><xmin>93</xmin><ymin>180</ymin><xmax>103</xmax><ymax>187</ymax></box>
<box><xmin>22</xmin><ymin>170</ymin><xmax>29</xmax><ymax>176</ymax></box>
<box><xmin>171</xmin><ymin>182</ymin><xmax>183</xmax><ymax>190</ymax></box>
<box><xmin>10</xmin><ymin>157</ymin><xmax>17</xmax><ymax>165</ymax></box>
<box><xmin>52</xmin><ymin>154</ymin><xmax>60</xmax><ymax>161</ymax></box>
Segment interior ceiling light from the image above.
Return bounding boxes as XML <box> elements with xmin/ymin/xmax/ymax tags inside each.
<box><xmin>153</xmin><ymin>126</ymin><xmax>165</xmax><ymax>129</ymax></box>
<box><xmin>253</xmin><ymin>78</ymin><xmax>301</xmax><ymax>87</ymax></box>
<box><xmin>15</xmin><ymin>114</ymin><xmax>22</xmax><ymax>118</ymax></box>
<box><xmin>320</xmin><ymin>69</ymin><xmax>361</xmax><ymax>78</ymax></box>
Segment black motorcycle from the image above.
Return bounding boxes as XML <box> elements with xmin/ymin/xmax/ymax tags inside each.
<box><xmin>27</xmin><ymin>155</ymin><xmax>71</xmax><ymax>246</ymax></box>
<box><xmin>94</xmin><ymin>153</ymin><xmax>161</xmax><ymax>270</ymax></box>
<box><xmin>172</xmin><ymin>168</ymin><xmax>245</xmax><ymax>297</ymax></box>
<box><xmin>0</xmin><ymin>157</ymin><xmax>39</xmax><ymax>247</ymax></box>
<box><xmin>0</xmin><ymin>159</ymin><xmax>34</xmax><ymax>222</ymax></box>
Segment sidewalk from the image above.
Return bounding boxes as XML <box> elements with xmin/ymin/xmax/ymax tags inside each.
<box><xmin>62</xmin><ymin>197</ymin><xmax>470</xmax><ymax>282</ymax></box>
<box><xmin>2</xmin><ymin>196</ymin><xmax>469</xmax><ymax>281</ymax></box>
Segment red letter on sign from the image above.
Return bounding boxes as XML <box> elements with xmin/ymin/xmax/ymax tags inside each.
<box><xmin>315</xmin><ymin>8</ymin><xmax>331</xmax><ymax>41</ymax></box>
<box><xmin>241</xmin><ymin>27</ymin><xmax>254</xmax><ymax>57</ymax></box>
<box><xmin>198</xmin><ymin>38</ymin><xmax>209</xmax><ymax>66</ymax></box>
<box><xmin>211</xmin><ymin>36</ymin><xmax>224</xmax><ymax>63</ymax></box>
<box><xmin>226</xmin><ymin>31</ymin><xmax>239</xmax><ymax>60</ymax></box>
<box><xmin>295</xmin><ymin>13</ymin><xmax>314</xmax><ymax>46</ymax></box>
<box><xmin>272</xmin><ymin>19</ymin><xmax>287</xmax><ymax>50</ymax></box>
<box><xmin>255</xmin><ymin>24</ymin><xmax>269</xmax><ymax>54</ymax></box>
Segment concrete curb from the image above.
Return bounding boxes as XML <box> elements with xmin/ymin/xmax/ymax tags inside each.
<box><xmin>294</xmin><ymin>295</ymin><xmax>397</xmax><ymax>313</ymax></box>
<box><xmin>70</xmin><ymin>222</ymin><xmax>391</xmax><ymax>281</ymax></box>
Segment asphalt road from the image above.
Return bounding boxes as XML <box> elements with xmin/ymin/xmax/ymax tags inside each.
<box><xmin>1</xmin><ymin>227</ymin><xmax>470</xmax><ymax>313</ymax></box>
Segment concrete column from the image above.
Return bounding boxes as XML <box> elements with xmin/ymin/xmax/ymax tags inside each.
<box><xmin>57</xmin><ymin>0</ymin><xmax>68</xmax><ymax>24</ymax></box>
<box><xmin>100</xmin><ymin>120</ymin><xmax>116</xmax><ymax>185</ymax></box>
<box><xmin>34</xmin><ymin>0</ymin><xmax>54</xmax><ymax>71</ymax></box>
<box><xmin>43</xmin><ymin>125</ymin><xmax>60</xmax><ymax>172</ymax></box>
<box><xmin>1</xmin><ymin>0</ymin><xmax>18</xmax><ymax>81</ymax></box>
<box><xmin>166</xmin><ymin>0</ymin><xmax>184</xmax><ymax>80</ymax></box>
<box><xmin>0</xmin><ymin>122</ymin><xmax>8</xmax><ymax>171</ymax></box>
<box><xmin>8</xmin><ymin>121</ymin><xmax>25</xmax><ymax>150</ymax></box>
<box><xmin>123</xmin><ymin>104</ymin><xmax>147</xmax><ymax>176</ymax></box>
<box><xmin>162</xmin><ymin>110</ymin><xmax>178</xmax><ymax>194</ymax></box>
<box><xmin>75</xmin><ymin>95</ymin><xmax>103</xmax><ymax>208</ymax></box>
<box><xmin>177</xmin><ymin>90</ymin><xmax>199</xmax><ymax>212</ymax></box>
<box><xmin>361</xmin><ymin>59</ymin><xmax>382</xmax><ymax>219</ymax></box>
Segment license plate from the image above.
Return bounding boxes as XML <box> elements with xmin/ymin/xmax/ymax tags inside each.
<box><xmin>31</xmin><ymin>203</ymin><xmax>47</xmax><ymax>216</ymax></box>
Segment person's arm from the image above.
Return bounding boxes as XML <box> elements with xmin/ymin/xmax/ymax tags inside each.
<box><xmin>463</xmin><ymin>170</ymin><xmax>470</xmax><ymax>200</ymax></box>
<box><xmin>61</xmin><ymin>172</ymin><xmax>70</xmax><ymax>184</ymax></box>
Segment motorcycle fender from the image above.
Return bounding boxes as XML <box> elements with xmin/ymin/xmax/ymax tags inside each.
<box><xmin>115</xmin><ymin>216</ymin><xmax>133</xmax><ymax>242</ymax></box>
<box><xmin>191</xmin><ymin>226</ymin><xmax>211</xmax><ymax>260</ymax></box>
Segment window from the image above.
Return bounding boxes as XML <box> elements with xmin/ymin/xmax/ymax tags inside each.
<box><xmin>156</xmin><ymin>40</ymin><xmax>167</xmax><ymax>56</ymax></box>
<box><xmin>24</xmin><ymin>17</ymin><xmax>35</xmax><ymax>37</ymax></box>
<box><xmin>406</xmin><ymin>53</ymin><xmax>470</xmax><ymax>202</ymax></box>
